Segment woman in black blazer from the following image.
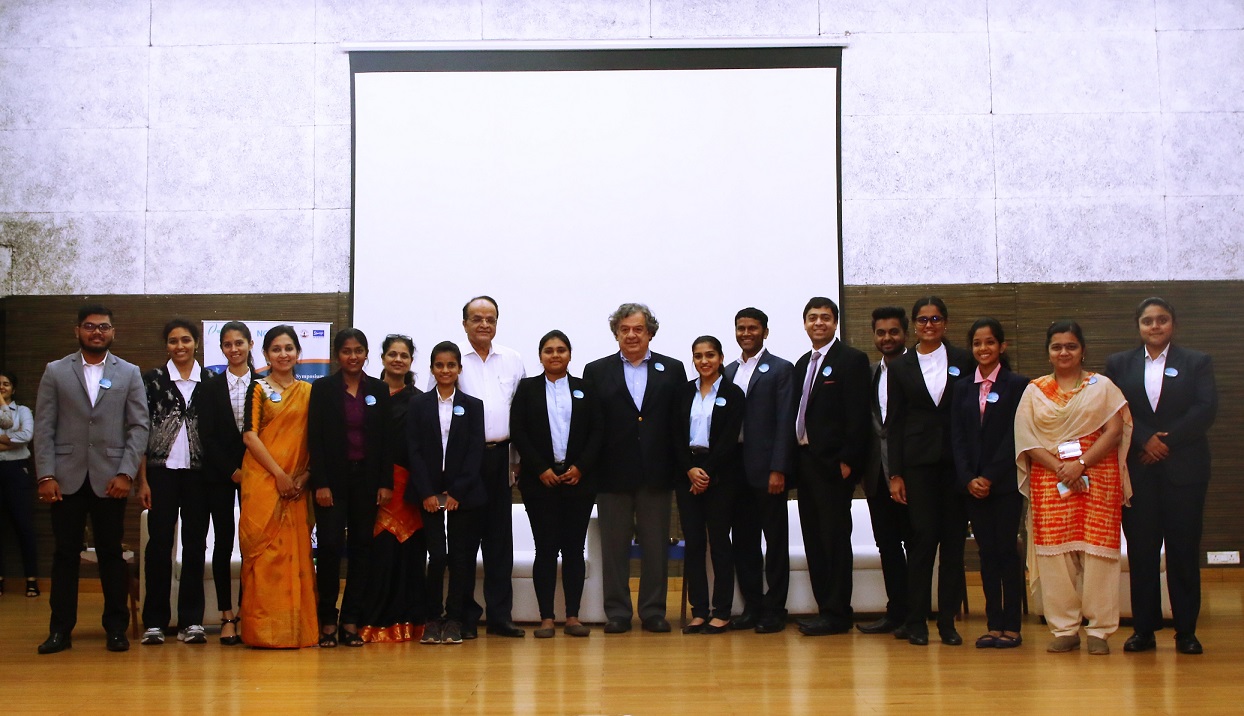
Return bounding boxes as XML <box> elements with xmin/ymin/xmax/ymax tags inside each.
<box><xmin>510</xmin><ymin>330</ymin><xmax>602</xmax><ymax>639</ymax></box>
<box><xmin>950</xmin><ymin>318</ymin><xmax>1028</xmax><ymax>649</ymax></box>
<box><xmin>406</xmin><ymin>341</ymin><xmax>486</xmax><ymax>646</ymax></box>
<box><xmin>307</xmin><ymin>328</ymin><xmax>392</xmax><ymax>647</ymax></box>
<box><xmin>887</xmin><ymin>296</ymin><xmax>976</xmax><ymax>646</ymax></box>
<box><xmin>676</xmin><ymin>335</ymin><xmax>745</xmax><ymax>634</ymax></box>
<box><xmin>198</xmin><ymin>321</ymin><xmax>260</xmax><ymax>645</ymax></box>
<box><xmin>1104</xmin><ymin>297</ymin><xmax>1218</xmax><ymax>655</ymax></box>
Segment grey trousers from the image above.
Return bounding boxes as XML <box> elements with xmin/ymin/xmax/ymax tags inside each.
<box><xmin>597</xmin><ymin>486</ymin><xmax>672</xmax><ymax>622</ymax></box>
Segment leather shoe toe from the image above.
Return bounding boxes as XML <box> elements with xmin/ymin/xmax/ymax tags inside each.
<box><xmin>754</xmin><ymin>617</ymin><xmax>786</xmax><ymax>634</ymax></box>
<box><xmin>857</xmin><ymin>617</ymin><xmax>900</xmax><ymax>634</ymax></box>
<box><xmin>37</xmin><ymin>633</ymin><xmax>72</xmax><ymax>655</ymax></box>
<box><xmin>940</xmin><ymin>629</ymin><xmax>963</xmax><ymax>646</ymax></box>
<box><xmin>1175</xmin><ymin>635</ymin><xmax>1203</xmax><ymax>655</ymax></box>
<box><xmin>730</xmin><ymin>613</ymin><xmax>757</xmax><ymax>631</ymax></box>
<box><xmin>603</xmin><ymin>618</ymin><xmax>632</xmax><ymax>634</ymax></box>
<box><xmin>106</xmin><ymin>633</ymin><xmax>130</xmax><ymax>652</ymax></box>
<box><xmin>908</xmin><ymin>632</ymin><xmax>930</xmax><ymax>646</ymax></box>
<box><xmin>1123</xmin><ymin>632</ymin><xmax>1156</xmax><ymax>653</ymax></box>
<box><xmin>892</xmin><ymin>625</ymin><xmax>910</xmax><ymax>640</ymax></box>
<box><xmin>642</xmin><ymin>616</ymin><xmax>671</xmax><ymax>633</ymax></box>
<box><xmin>486</xmin><ymin>622</ymin><xmax>526</xmax><ymax>638</ymax></box>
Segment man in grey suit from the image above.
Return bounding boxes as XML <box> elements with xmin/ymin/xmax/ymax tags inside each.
<box><xmin>722</xmin><ymin>307</ymin><xmax>795</xmax><ymax>633</ymax></box>
<box><xmin>856</xmin><ymin>306</ymin><xmax>912</xmax><ymax>637</ymax></box>
<box><xmin>34</xmin><ymin>304</ymin><xmax>149</xmax><ymax>654</ymax></box>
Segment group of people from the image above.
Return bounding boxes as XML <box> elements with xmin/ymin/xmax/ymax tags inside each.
<box><xmin>17</xmin><ymin>294</ymin><xmax>1215</xmax><ymax>658</ymax></box>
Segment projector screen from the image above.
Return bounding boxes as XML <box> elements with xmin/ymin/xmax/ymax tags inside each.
<box><xmin>351</xmin><ymin>43</ymin><xmax>843</xmax><ymax>385</ymax></box>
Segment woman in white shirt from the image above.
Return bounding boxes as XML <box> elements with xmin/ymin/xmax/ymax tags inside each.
<box><xmin>0</xmin><ymin>370</ymin><xmax>38</xmax><ymax>597</ymax></box>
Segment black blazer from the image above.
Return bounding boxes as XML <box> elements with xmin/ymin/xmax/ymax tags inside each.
<box><xmin>1104</xmin><ymin>345</ymin><xmax>1217</xmax><ymax>486</ymax></box>
<box><xmin>307</xmin><ymin>371</ymin><xmax>393</xmax><ymax>492</ymax></box>
<box><xmin>887</xmin><ymin>343</ymin><xmax>976</xmax><ymax>477</ymax></box>
<box><xmin>581</xmin><ymin>351</ymin><xmax>688</xmax><ymax>492</ymax></box>
<box><xmin>721</xmin><ymin>349</ymin><xmax>796</xmax><ymax>490</ymax></box>
<box><xmin>674</xmin><ymin>378</ymin><xmax>745</xmax><ymax>486</ymax></box>
<box><xmin>949</xmin><ymin>367</ymin><xmax>1028</xmax><ymax>495</ymax></box>
<box><xmin>198</xmin><ymin>368</ymin><xmax>260</xmax><ymax>484</ymax></box>
<box><xmin>793</xmin><ymin>340</ymin><xmax>871</xmax><ymax>480</ymax></box>
<box><xmin>389</xmin><ymin>383</ymin><xmax>421</xmax><ymax>470</ymax></box>
<box><xmin>509</xmin><ymin>374</ymin><xmax>603</xmax><ymax>491</ymax></box>
<box><xmin>405</xmin><ymin>389</ymin><xmax>486</xmax><ymax>510</ymax></box>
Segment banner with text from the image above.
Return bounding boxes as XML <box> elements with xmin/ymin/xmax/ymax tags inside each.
<box><xmin>202</xmin><ymin>321</ymin><xmax>333</xmax><ymax>382</ymax></box>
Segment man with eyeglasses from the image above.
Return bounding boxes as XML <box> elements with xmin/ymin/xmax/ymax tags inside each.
<box><xmin>455</xmin><ymin>295</ymin><xmax>527</xmax><ymax>638</ymax></box>
<box><xmin>33</xmin><ymin>304</ymin><xmax>149</xmax><ymax>654</ymax></box>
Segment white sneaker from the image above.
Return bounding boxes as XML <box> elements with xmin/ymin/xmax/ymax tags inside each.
<box><xmin>178</xmin><ymin>625</ymin><xmax>207</xmax><ymax>644</ymax></box>
<box><xmin>141</xmin><ymin>627</ymin><xmax>165</xmax><ymax>645</ymax></box>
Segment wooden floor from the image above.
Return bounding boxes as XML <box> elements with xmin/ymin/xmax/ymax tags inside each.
<box><xmin>3</xmin><ymin>577</ymin><xmax>1243</xmax><ymax>715</ymax></box>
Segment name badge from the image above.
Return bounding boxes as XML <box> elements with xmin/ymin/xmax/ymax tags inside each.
<box><xmin>99</xmin><ymin>378</ymin><xmax>112</xmax><ymax>390</ymax></box>
<box><xmin>714</xmin><ymin>397</ymin><xmax>727</xmax><ymax>407</ymax></box>
<box><xmin>948</xmin><ymin>366</ymin><xmax>961</xmax><ymax>377</ymax></box>
<box><xmin>572</xmin><ymin>389</ymin><xmax>584</xmax><ymax>399</ymax></box>
<box><xmin>1164</xmin><ymin>367</ymin><xmax>1179</xmax><ymax>378</ymax></box>
<box><xmin>821</xmin><ymin>365</ymin><xmax>832</xmax><ymax>377</ymax></box>
<box><xmin>758</xmin><ymin>364</ymin><xmax>770</xmax><ymax>373</ymax></box>
<box><xmin>654</xmin><ymin>362</ymin><xmax>665</xmax><ymax>372</ymax></box>
<box><xmin>985</xmin><ymin>391</ymin><xmax>999</xmax><ymax>403</ymax></box>
<box><xmin>1057</xmin><ymin>439</ymin><xmax>1083</xmax><ymax>460</ymax></box>
<box><xmin>364</xmin><ymin>394</ymin><xmax>377</xmax><ymax>406</ymax></box>
<box><xmin>269</xmin><ymin>392</ymin><xmax>282</xmax><ymax>403</ymax></box>
<box><xmin>1088</xmin><ymin>375</ymin><xmax>1098</xmax><ymax>385</ymax></box>
<box><xmin>452</xmin><ymin>405</ymin><xmax>465</xmax><ymax>416</ymax></box>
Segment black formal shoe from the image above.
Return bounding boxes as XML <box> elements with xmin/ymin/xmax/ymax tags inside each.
<box><xmin>798</xmin><ymin>617</ymin><xmax>851</xmax><ymax>636</ymax></box>
<box><xmin>730</xmin><ymin>613</ymin><xmax>757</xmax><ymax>631</ymax></box>
<box><xmin>1123</xmin><ymin>632</ymin><xmax>1157</xmax><ymax>653</ymax></box>
<box><xmin>702</xmin><ymin>622</ymin><xmax>731</xmax><ymax>634</ymax></box>
<box><xmin>892</xmin><ymin>625</ymin><xmax>910</xmax><ymax>640</ymax></box>
<box><xmin>857</xmin><ymin>617</ymin><xmax>902</xmax><ymax>634</ymax></box>
<box><xmin>939</xmin><ymin>629</ymin><xmax>963</xmax><ymax>646</ymax></box>
<box><xmin>486</xmin><ymin>622</ymin><xmax>526</xmax><ymax>638</ymax></box>
<box><xmin>461</xmin><ymin>625</ymin><xmax>478</xmax><ymax>640</ymax></box>
<box><xmin>1175</xmin><ymin>634</ymin><xmax>1203</xmax><ymax>655</ymax></box>
<box><xmin>755</xmin><ymin>617</ymin><xmax>786</xmax><ymax>634</ymax></box>
<box><xmin>603</xmin><ymin>618</ymin><xmax>632</xmax><ymax>634</ymax></box>
<box><xmin>37</xmin><ymin>633</ymin><xmax>72</xmax><ymax>655</ymax></box>
<box><xmin>908</xmin><ymin>632</ymin><xmax>930</xmax><ymax>646</ymax></box>
<box><xmin>682</xmin><ymin>622</ymin><xmax>705</xmax><ymax>635</ymax></box>
<box><xmin>106</xmin><ymin>633</ymin><xmax>130</xmax><ymax>652</ymax></box>
<box><xmin>642</xmin><ymin>616</ymin><xmax>671</xmax><ymax>633</ymax></box>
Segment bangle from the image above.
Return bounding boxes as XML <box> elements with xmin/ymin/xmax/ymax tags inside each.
<box><xmin>37</xmin><ymin>476</ymin><xmax>56</xmax><ymax>484</ymax></box>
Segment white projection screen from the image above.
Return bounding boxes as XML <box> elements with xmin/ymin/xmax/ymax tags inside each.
<box><xmin>351</xmin><ymin>42</ymin><xmax>844</xmax><ymax>385</ymax></box>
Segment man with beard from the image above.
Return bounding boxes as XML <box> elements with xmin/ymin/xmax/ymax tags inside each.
<box><xmin>34</xmin><ymin>304</ymin><xmax>149</xmax><ymax>654</ymax></box>
<box><xmin>856</xmin><ymin>306</ymin><xmax>913</xmax><ymax>637</ymax></box>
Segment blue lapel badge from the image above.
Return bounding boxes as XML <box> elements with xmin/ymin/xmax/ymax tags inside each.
<box><xmin>572</xmin><ymin>389</ymin><xmax>584</xmax><ymax>399</ymax></box>
<box><xmin>758</xmin><ymin>363</ymin><xmax>770</xmax><ymax>373</ymax></box>
<box><xmin>269</xmin><ymin>391</ymin><xmax>282</xmax><ymax>403</ymax></box>
<box><xmin>1088</xmin><ymin>376</ymin><xmax>1098</xmax><ymax>385</ymax></box>
<box><xmin>99</xmin><ymin>377</ymin><xmax>112</xmax><ymax>390</ymax></box>
<box><xmin>948</xmin><ymin>366</ymin><xmax>961</xmax><ymax>377</ymax></box>
<box><xmin>1164</xmin><ymin>367</ymin><xmax>1179</xmax><ymax>378</ymax></box>
<box><xmin>985</xmin><ymin>391</ymin><xmax>1000</xmax><ymax>404</ymax></box>
<box><xmin>821</xmin><ymin>365</ymin><xmax>832</xmax><ymax>377</ymax></box>
<box><xmin>654</xmin><ymin>362</ymin><xmax>665</xmax><ymax>372</ymax></box>
<box><xmin>714</xmin><ymin>396</ymin><xmax>727</xmax><ymax>407</ymax></box>
<box><xmin>453</xmin><ymin>405</ymin><xmax>465</xmax><ymax>416</ymax></box>
<box><xmin>364</xmin><ymin>394</ymin><xmax>377</xmax><ymax>406</ymax></box>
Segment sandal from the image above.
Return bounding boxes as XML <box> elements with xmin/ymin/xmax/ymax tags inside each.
<box><xmin>975</xmin><ymin>633</ymin><xmax>999</xmax><ymax>648</ymax></box>
<box><xmin>318</xmin><ymin>629</ymin><xmax>338</xmax><ymax>648</ymax></box>
<box><xmin>339</xmin><ymin>630</ymin><xmax>365</xmax><ymax>647</ymax></box>
<box><xmin>26</xmin><ymin>579</ymin><xmax>40</xmax><ymax>598</ymax></box>
<box><xmin>995</xmin><ymin>633</ymin><xmax>1023</xmax><ymax>649</ymax></box>
<box><xmin>220</xmin><ymin>617</ymin><xmax>242</xmax><ymax>646</ymax></box>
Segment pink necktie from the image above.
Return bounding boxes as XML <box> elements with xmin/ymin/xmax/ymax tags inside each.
<box><xmin>796</xmin><ymin>350</ymin><xmax>820</xmax><ymax>442</ymax></box>
<box><xmin>979</xmin><ymin>379</ymin><xmax>992</xmax><ymax>420</ymax></box>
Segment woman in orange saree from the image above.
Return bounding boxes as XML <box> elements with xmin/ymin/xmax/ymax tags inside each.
<box><xmin>238</xmin><ymin>325</ymin><xmax>318</xmax><ymax>648</ymax></box>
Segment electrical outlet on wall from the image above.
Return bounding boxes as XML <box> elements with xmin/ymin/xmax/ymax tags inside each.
<box><xmin>1207</xmin><ymin>551</ymin><xmax>1240</xmax><ymax>565</ymax></box>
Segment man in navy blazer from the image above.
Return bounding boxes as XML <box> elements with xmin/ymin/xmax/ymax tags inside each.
<box><xmin>791</xmin><ymin>297</ymin><xmax>870</xmax><ymax>636</ymax></box>
<box><xmin>33</xmin><ymin>304</ymin><xmax>150</xmax><ymax>654</ymax></box>
<box><xmin>721</xmin><ymin>307</ymin><xmax>795</xmax><ymax>633</ymax></box>
<box><xmin>582</xmin><ymin>303</ymin><xmax>687</xmax><ymax>634</ymax></box>
<box><xmin>1104</xmin><ymin>297</ymin><xmax>1218</xmax><ymax>655</ymax></box>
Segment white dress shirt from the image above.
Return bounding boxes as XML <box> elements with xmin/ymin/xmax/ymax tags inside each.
<box><xmin>689</xmin><ymin>376</ymin><xmax>722</xmax><ymax>449</ymax></box>
<box><xmin>545</xmin><ymin>376</ymin><xmax>573</xmax><ymax>464</ymax></box>
<box><xmin>1144</xmin><ymin>345</ymin><xmax>1170</xmax><ymax>412</ymax></box>
<box><xmin>226</xmin><ymin>369</ymin><xmax>253</xmax><ymax>432</ymax></box>
<box><xmin>621</xmin><ymin>351</ymin><xmax>651</xmax><ymax>411</ymax></box>
<box><xmin>165</xmin><ymin>359</ymin><xmax>203</xmax><ymax>470</ymax></box>
<box><xmin>917</xmin><ymin>343</ymin><xmax>948</xmax><ymax>405</ymax></box>
<box><xmin>877</xmin><ymin>350</ymin><xmax>905</xmax><ymax>424</ymax></box>
<box><xmin>82</xmin><ymin>352</ymin><xmax>107</xmax><ymax>407</ymax></box>
<box><xmin>457</xmin><ymin>342</ymin><xmax>526</xmax><ymax>443</ymax></box>
<box><xmin>437</xmin><ymin>389</ymin><xmax>456</xmax><ymax>471</ymax></box>
<box><xmin>732</xmin><ymin>349</ymin><xmax>767</xmax><ymax>397</ymax></box>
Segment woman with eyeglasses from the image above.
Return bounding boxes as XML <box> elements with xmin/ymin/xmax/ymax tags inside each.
<box><xmin>1017</xmin><ymin>320</ymin><xmax>1130</xmax><ymax>656</ymax></box>
<box><xmin>359</xmin><ymin>334</ymin><xmax>427</xmax><ymax>643</ymax></box>
<box><xmin>0</xmin><ymin>370</ymin><xmax>38</xmax><ymax>598</ymax></box>
<box><xmin>307</xmin><ymin>328</ymin><xmax>392</xmax><ymax>648</ymax></box>
<box><xmin>886</xmin><ymin>296</ymin><xmax>975</xmax><ymax>646</ymax></box>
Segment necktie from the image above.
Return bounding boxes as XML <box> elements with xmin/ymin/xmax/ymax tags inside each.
<box><xmin>796</xmin><ymin>350</ymin><xmax>821</xmax><ymax>443</ymax></box>
<box><xmin>979</xmin><ymin>379</ymin><xmax>992</xmax><ymax>420</ymax></box>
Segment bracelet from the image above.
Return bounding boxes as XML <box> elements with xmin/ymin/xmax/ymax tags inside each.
<box><xmin>37</xmin><ymin>476</ymin><xmax>56</xmax><ymax>484</ymax></box>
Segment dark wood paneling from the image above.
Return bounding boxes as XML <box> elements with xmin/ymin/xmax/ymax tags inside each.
<box><xmin>844</xmin><ymin>282</ymin><xmax>1242</xmax><ymax>565</ymax></box>
<box><xmin>0</xmin><ymin>294</ymin><xmax>350</xmax><ymax>578</ymax></box>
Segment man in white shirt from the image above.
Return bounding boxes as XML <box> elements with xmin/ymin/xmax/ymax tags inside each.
<box><xmin>456</xmin><ymin>296</ymin><xmax>526</xmax><ymax>638</ymax></box>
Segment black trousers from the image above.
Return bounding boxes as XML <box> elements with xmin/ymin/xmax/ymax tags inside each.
<box><xmin>424</xmin><ymin>505</ymin><xmax>484</xmax><ymax>623</ymax></box>
<box><xmin>205</xmin><ymin>479</ymin><xmax>239</xmax><ymax>612</ymax></box>
<box><xmin>142</xmin><ymin>466</ymin><xmax>209</xmax><ymax>629</ymax></box>
<box><xmin>732</xmin><ymin>485</ymin><xmax>791</xmax><ymax>620</ymax></box>
<box><xmin>0</xmin><ymin>461</ymin><xmax>39</xmax><ymax>577</ymax></box>
<box><xmin>677</xmin><ymin>460</ymin><xmax>738</xmax><ymax>621</ymax></box>
<box><xmin>966</xmin><ymin>490</ymin><xmax>1023</xmax><ymax>632</ymax></box>
<box><xmin>518</xmin><ymin>474</ymin><xmax>595</xmax><ymax>620</ymax></box>
<box><xmin>864</xmin><ymin>472</ymin><xmax>910</xmax><ymax>622</ymax></box>
<box><xmin>50</xmin><ymin>483</ymin><xmax>129</xmax><ymax>635</ymax></box>
<box><xmin>466</xmin><ymin>443</ymin><xmax>514</xmax><ymax>626</ymax></box>
<box><xmin>796</xmin><ymin>449</ymin><xmax>856</xmax><ymax>627</ymax></box>
<box><xmin>313</xmin><ymin>462</ymin><xmax>378</xmax><ymax>627</ymax></box>
<box><xmin>1123</xmin><ymin>473</ymin><xmax>1208</xmax><ymax>637</ymax></box>
<box><xmin>903</xmin><ymin>463</ymin><xmax>967</xmax><ymax>636</ymax></box>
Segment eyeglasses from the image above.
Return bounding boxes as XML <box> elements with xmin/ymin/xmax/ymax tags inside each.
<box><xmin>466</xmin><ymin>316</ymin><xmax>497</xmax><ymax>326</ymax></box>
<box><xmin>80</xmin><ymin>322</ymin><xmax>114</xmax><ymax>333</ymax></box>
<box><xmin>386</xmin><ymin>334</ymin><xmax>412</xmax><ymax>341</ymax></box>
<box><xmin>914</xmin><ymin>316</ymin><xmax>944</xmax><ymax>326</ymax></box>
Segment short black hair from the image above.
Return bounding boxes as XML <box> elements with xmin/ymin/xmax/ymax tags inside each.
<box><xmin>78</xmin><ymin>303</ymin><xmax>113</xmax><ymax>324</ymax></box>
<box><xmin>462</xmin><ymin>295</ymin><xmax>500</xmax><ymax>321</ymax></box>
<box><xmin>1135</xmin><ymin>296</ymin><xmax>1176</xmax><ymax>324</ymax></box>
<box><xmin>871</xmin><ymin>306</ymin><xmax>908</xmax><ymax>332</ymax></box>
<box><xmin>0</xmin><ymin>370</ymin><xmax>18</xmax><ymax>392</ymax></box>
<box><xmin>734</xmin><ymin>307</ymin><xmax>769</xmax><ymax>330</ymax></box>
<box><xmin>802</xmin><ymin>297</ymin><xmax>839</xmax><ymax>321</ymax></box>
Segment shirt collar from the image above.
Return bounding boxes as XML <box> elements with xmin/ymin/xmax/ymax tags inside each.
<box><xmin>739</xmin><ymin>347</ymin><xmax>767</xmax><ymax>366</ymax></box>
<box><xmin>437</xmin><ymin>389</ymin><xmax>456</xmax><ymax>404</ymax></box>
<box><xmin>1145</xmin><ymin>345</ymin><xmax>1171</xmax><ymax>362</ymax></box>
<box><xmin>695</xmin><ymin>374</ymin><xmax>723</xmax><ymax>393</ymax></box>
<box><xmin>166</xmin><ymin>359</ymin><xmax>203</xmax><ymax>383</ymax></box>
<box><xmin>545</xmin><ymin>374</ymin><xmax>568</xmax><ymax>387</ymax></box>
<box><xmin>811</xmin><ymin>337</ymin><xmax>837</xmax><ymax>355</ymax></box>
<box><xmin>619</xmin><ymin>350</ymin><xmax>652</xmax><ymax>366</ymax></box>
<box><xmin>976</xmin><ymin>363</ymin><xmax>1002</xmax><ymax>384</ymax></box>
<box><xmin>80</xmin><ymin>350</ymin><xmax>110</xmax><ymax>367</ymax></box>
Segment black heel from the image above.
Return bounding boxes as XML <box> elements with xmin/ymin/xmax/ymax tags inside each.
<box><xmin>219</xmin><ymin>617</ymin><xmax>242</xmax><ymax>646</ymax></box>
<box><xmin>26</xmin><ymin>579</ymin><xmax>40</xmax><ymax>598</ymax></box>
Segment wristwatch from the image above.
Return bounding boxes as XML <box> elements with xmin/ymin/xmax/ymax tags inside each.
<box><xmin>1077</xmin><ymin>458</ymin><xmax>1087</xmax><ymax>468</ymax></box>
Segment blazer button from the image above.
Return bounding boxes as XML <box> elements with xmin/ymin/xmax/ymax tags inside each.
<box><xmin>637</xmin><ymin>416</ymin><xmax>643</xmax><ymax>422</ymax></box>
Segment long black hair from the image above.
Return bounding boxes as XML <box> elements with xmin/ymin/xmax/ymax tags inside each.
<box><xmin>219</xmin><ymin>321</ymin><xmax>255</xmax><ymax>371</ymax></box>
